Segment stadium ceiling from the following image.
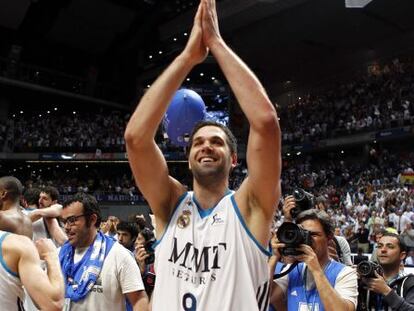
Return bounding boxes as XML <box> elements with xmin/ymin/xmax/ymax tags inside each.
<box><xmin>1</xmin><ymin>0</ymin><xmax>414</xmax><ymax>99</ymax></box>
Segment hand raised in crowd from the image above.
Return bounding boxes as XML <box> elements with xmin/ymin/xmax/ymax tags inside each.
<box><xmin>270</xmin><ymin>233</ymin><xmax>284</xmax><ymax>264</ymax></box>
<box><xmin>361</xmin><ymin>272</ymin><xmax>392</xmax><ymax>296</ymax></box>
<box><xmin>135</xmin><ymin>244</ymin><xmax>149</xmax><ymax>274</ymax></box>
<box><xmin>282</xmin><ymin>195</ymin><xmax>296</xmax><ymax>222</ymax></box>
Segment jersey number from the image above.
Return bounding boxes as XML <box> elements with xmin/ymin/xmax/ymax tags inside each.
<box><xmin>182</xmin><ymin>293</ymin><xmax>197</xmax><ymax>311</ymax></box>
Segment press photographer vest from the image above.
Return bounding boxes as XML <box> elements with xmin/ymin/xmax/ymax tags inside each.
<box><xmin>287</xmin><ymin>260</ymin><xmax>345</xmax><ymax>311</ymax></box>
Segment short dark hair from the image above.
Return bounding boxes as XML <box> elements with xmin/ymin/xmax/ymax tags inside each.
<box><xmin>117</xmin><ymin>221</ymin><xmax>139</xmax><ymax>239</ymax></box>
<box><xmin>63</xmin><ymin>193</ymin><xmax>101</xmax><ymax>228</ymax></box>
<box><xmin>23</xmin><ymin>188</ymin><xmax>41</xmax><ymax>207</ymax></box>
<box><xmin>41</xmin><ymin>186</ymin><xmax>59</xmax><ymax>201</ymax></box>
<box><xmin>380</xmin><ymin>232</ymin><xmax>407</xmax><ymax>253</ymax></box>
<box><xmin>296</xmin><ymin>209</ymin><xmax>334</xmax><ymax>238</ymax></box>
<box><xmin>0</xmin><ymin>176</ymin><xmax>23</xmax><ymax>202</ymax></box>
<box><xmin>188</xmin><ymin>120</ymin><xmax>237</xmax><ymax>155</ymax></box>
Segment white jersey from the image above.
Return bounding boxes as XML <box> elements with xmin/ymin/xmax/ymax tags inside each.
<box><xmin>22</xmin><ymin>208</ymin><xmax>49</xmax><ymax>242</ymax></box>
<box><xmin>0</xmin><ymin>231</ymin><xmax>25</xmax><ymax>311</ymax></box>
<box><xmin>152</xmin><ymin>192</ymin><xmax>271</xmax><ymax>311</ymax></box>
<box><xmin>64</xmin><ymin>242</ymin><xmax>145</xmax><ymax>311</ymax></box>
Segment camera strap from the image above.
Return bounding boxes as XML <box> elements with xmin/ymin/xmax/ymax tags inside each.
<box><xmin>273</xmin><ymin>262</ymin><xmax>298</xmax><ymax>279</ymax></box>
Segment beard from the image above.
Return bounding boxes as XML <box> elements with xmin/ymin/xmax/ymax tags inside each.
<box><xmin>191</xmin><ymin>162</ymin><xmax>229</xmax><ymax>187</ymax></box>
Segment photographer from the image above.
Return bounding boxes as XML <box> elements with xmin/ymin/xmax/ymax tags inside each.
<box><xmin>359</xmin><ymin>232</ymin><xmax>414</xmax><ymax>311</ymax></box>
<box><xmin>282</xmin><ymin>189</ymin><xmax>353</xmax><ymax>265</ymax></box>
<box><xmin>270</xmin><ymin>209</ymin><xmax>358</xmax><ymax>311</ymax></box>
<box><xmin>134</xmin><ymin>228</ymin><xmax>156</xmax><ymax>298</ymax></box>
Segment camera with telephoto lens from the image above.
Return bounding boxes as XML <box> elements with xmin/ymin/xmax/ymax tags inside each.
<box><xmin>290</xmin><ymin>188</ymin><xmax>314</xmax><ymax>219</ymax></box>
<box><xmin>140</xmin><ymin>227</ymin><xmax>156</xmax><ymax>265</ymax></box>
<box><xmin>277</xmin><ymin>222</ymin><xmax>312</xmax><ymax>256</ymax></box>
<box><xmin>357</xmin><ymin>260</ymin><xmax>384</xmax><ymax>278</ymax></box>
<box><xmin>145</xmin><ymin>237</ymin><xmax>156</xmax><ymax>265</ymax></box>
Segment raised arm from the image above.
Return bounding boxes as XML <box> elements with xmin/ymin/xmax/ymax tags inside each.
<box><xmin>124</xmin><ymin>3</ymin><xmax>208</xmax><ymax>232</ymax></box>
<box><xmin>44</xmin><ymin>218</ymin><xmax>68</xmax><ymax>245</ymax></box>
<box><xmin>201</xmin><ymin>0</ymin><xmax>281</xmax><ymax>242</ymax></box>
<box><xmin>10</xmin><ymin>236</ymin><xmax>64</xmax><ymax>311</ymax></box>
<box><xmin>30</xmin><ymin>204</ymin><xmax>63</xmax><ymax>222</ymax></box>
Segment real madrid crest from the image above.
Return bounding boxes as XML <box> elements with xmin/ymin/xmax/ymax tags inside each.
<box><xmin>177</xmin><ymin>210</ymin><xmax>191</xmax><ymax>229</ymax></box>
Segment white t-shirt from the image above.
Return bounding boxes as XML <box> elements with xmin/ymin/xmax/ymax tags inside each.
<box><xmin>274</xmin><ymin>263</ymin><xmax>358</xmax><ymax>307</ymax></box>
<box><xmin>65</xmin><ymin>242</ymin><xmax>144</xmax><ymax>311</ymax></box>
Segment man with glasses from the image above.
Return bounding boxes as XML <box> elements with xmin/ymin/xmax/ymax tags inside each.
<box><xmin>59</xmin><ymin>193</ymin><xmax>148</xmax><ymax>311</ymax></box>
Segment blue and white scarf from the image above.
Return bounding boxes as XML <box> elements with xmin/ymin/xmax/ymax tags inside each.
<box><xmin>59</xmin><ymin>231</ymin><xmax>115</xmax><ymax>302</ymax></box>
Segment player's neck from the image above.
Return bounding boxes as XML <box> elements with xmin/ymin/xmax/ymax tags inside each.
<box><xmin>192</xmin><ymin>181</ymin><xmax>230</xmax><ymax>210</ymax></box>
<box><xmin>1</xmin><ymin>201</ymin><xmax>16</xmax><ymax>211</ymax></box>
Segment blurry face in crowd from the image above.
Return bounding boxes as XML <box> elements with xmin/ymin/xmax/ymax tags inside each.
<box><xmin>39</xmin><ymin>192</ymin><xmax>54</xmax><ymax>208</ymax></box>
<box><xmin>188</xmin><ymin>126</ymin><xmax>236</xmax><ymax>184</ymax></box>
<box><xmin>334</xmin><ymin>227</ymin><xmax>341</xmax><ymax>236</ymax></box>
<box><xmin>117</xmin><ymin>230</ymin><xmax>135</xmax><ymax>249</ymax></box>
<box><xmin>136</xmin><ymin>233</ymin><xmax>146</xmax><ymax>246</ymax></box>
<box><xmin>61</xmin><ymin>201</ymin><xmax>96</xmax><ymax>248</ymax></box>
<box><xmin>376</xmin><ymin>235</ymin><xmax>406</xmax><ymax>269</ymax></box>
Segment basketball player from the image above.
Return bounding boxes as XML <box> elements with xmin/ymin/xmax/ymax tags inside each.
<box><xmin>124</xmin><ymin>0</ymin><xmax>281</xmax><ymax>310</ymax></box>
<box><xmin>0</xmin><ymin>232</ymin><xmax>64</xmax><ymax>310</ymax></box>
<box><xmin>0</xmin><ymin>176</ymin><xmax>32</xmax><ymax>238</ymax></box>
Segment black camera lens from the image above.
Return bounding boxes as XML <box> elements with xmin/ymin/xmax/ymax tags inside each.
<box><xmin>290</xmin><ymin>188</ymin><xmax>314</xmax><ymax>219</ymax></box>
<box><xmin>277</xmin><ymin>222</ymin><xmax>312</xmax><ymax>256</ymax></box>
<box><xmin>293</xmin><ymin>189</ymin><xmax>305</xmax><ymax>201</ymax></box>
<box><xmin>280</xmin><ymin>229</ymin><xmax>298</xmax><ymax>244</ymax></box>
<box><xmin>145</xmin><ymin>238</ymin><xmax>156</xmax><ymax>265</ymax></box>
<box><xmin>357</xmin><ymin>261</ymin><xmax>383</xmax><ymax>278</ymax></box>
<box><xmin>357</xmin><ymin>261</ymin><xmax>372</xmax><ymax>276</ymax></box>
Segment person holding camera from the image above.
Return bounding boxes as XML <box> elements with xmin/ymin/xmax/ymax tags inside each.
<box><xmin>134</xmin><ymin>228</ymin><xmax>156</xmax><ymax>298</ymax></box>
<box><xmin>270</xmin><ymin>209</ymin><xmax>358</xmax><ymax>311</ymax></box>
<box><xmin>282</xmin><ymin>189</ymin><xmax>353</xmax><ymax>265</ymax></box>
<box><xmin>359</xmin><ymin>232</ymin><xmax>414</xmax><ymax>311</ymax></box>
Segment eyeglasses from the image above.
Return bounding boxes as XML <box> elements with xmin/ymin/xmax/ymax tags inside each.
<box><xmin>61</xmin><ymin>214</ymin><xmax>86</xmax><ymax>226</ymax></box>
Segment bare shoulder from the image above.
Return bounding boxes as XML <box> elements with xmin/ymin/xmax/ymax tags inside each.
<box><xmin>3</xmin><ymin>233</ymin><xmax>33</xmax><ymax>252</ymax></box>
<box><xmin>234</xmin><ymin>176</ymin><xmax>278</xmax><ymax>214</ymax></box>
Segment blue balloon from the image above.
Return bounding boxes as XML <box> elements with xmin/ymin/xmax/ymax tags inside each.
<box><xmin>163</xmin><ymin>89</ymin><xmax>206</xmax><ymax>147</ymax></box>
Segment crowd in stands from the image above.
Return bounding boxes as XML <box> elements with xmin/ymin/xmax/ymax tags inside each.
<box><xmin>276</xmin><ymin>146</ymin><xmax>414</xmax><ymax>260</ymax></box>
<box><xmin>3</xmin><ymin>57</ymin><xmax>413</xmax><ymax>153</ymax></box>
<box><xmin>279</xmin><ymin>57</ymin><xmax>414</xmax><ymax>144</ymax></box>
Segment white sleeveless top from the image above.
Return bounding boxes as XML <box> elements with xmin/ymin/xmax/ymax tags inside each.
<box><xmin>22</xmin><ymin>208</ymin><xmax>49</xmax><ymax>242</ymax></box>
<box><xmin>0</xmin><ymin>231</ymin><xmax>24</xmax><ymax>311</ymax></box>
<box><xmin>152</xmin><ymin>192</ymin><xmax>271</xmax><ymax>311</ymax></box>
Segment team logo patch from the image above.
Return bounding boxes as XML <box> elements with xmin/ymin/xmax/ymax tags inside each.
<box><xmin>177</xmin><ymin>210</ymin><xmax>191</xmax><ymax>229</ymax></box>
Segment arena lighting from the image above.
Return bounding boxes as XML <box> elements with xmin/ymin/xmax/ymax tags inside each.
<box><xmin>345</xmin><ymin>0</ymin><xmax>373</xmax><ymax>8</ymax></box>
